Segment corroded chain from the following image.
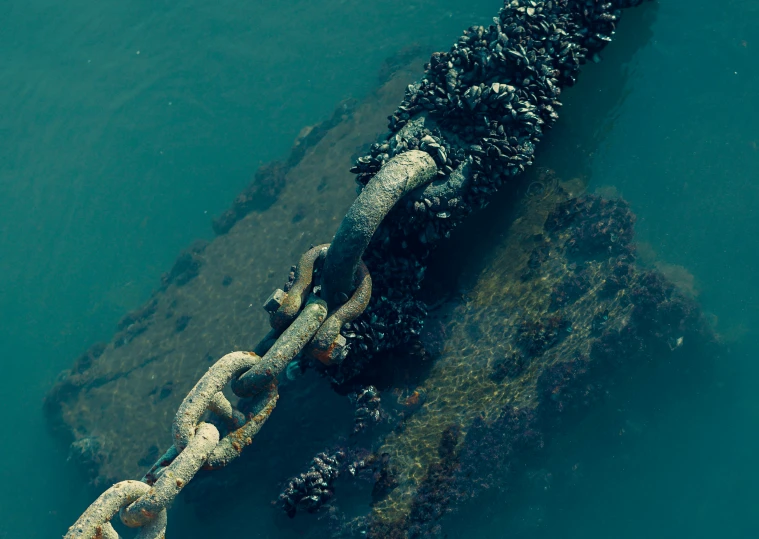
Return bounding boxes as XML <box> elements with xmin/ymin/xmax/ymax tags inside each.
<box><xmin>65</xmin><ymin>150</ymin><xmax>435</xmax><ymax>538</ymax></box>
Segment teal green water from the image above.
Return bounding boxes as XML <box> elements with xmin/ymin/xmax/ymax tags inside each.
<box><xmin>1</xmin><ymin>0</ymin><xmax>757</xmax><ymax>537</ymax></box>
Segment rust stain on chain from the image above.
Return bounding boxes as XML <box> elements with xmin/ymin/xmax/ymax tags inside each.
<box><xmin>310</xmin><ymin>261</ymin><xmax>372</xmax><ymax>365</ymax></box>
<box><xmin>313</xmin><ymin>341</ymin><xmax>340</xmax><ymax>365</ymax></box>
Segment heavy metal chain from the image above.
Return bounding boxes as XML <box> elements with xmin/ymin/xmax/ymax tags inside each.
<box><xmin>64</xmin><ymin>150</ymin><xmax>435</xmax><ymax>538</ymax></box>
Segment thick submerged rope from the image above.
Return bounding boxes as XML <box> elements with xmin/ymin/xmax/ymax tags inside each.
<box><xmin>329</xmin><ymin>0</ymin><xmax>646</xmax><ymax>386</ymax></box>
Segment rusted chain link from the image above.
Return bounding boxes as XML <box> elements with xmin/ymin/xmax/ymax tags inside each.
<box><xmin>173</xmin><ymin>351</ymin><xmax>260</xmax><ymax>451</ymax></box>
<box><xmin>121</xmin><ymin>423</ymin><xmax>219</xmax><ymax>528</ymax></box>
<box><xmin>267</xmin><ymin>244</ymin><xmax>329</xmax><ymax>330</ymax></box>
<box><xmin>206</xmin><ymin>384</ymin><xmax>279</xmax><ymax>469</ymax></box>
<box><xmin>262</xmin><ymin>245</ymin><xmax>374</xmax><ymax>366</ymax></box>
<box><xmin>64</xmin><ymin>481</ymin><xmax>167</xmax><ymax>539</ymax></box>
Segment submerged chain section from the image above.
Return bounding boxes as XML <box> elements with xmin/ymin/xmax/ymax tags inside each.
<box><xmin>63</xmin><ymin>152</ymin><xmax>430</xmax><ymax>539</ymax></box>
<box><xmin>65</xmin><ymin>1</ymin><xmax>644</xmax><ymax>536</ymax></box>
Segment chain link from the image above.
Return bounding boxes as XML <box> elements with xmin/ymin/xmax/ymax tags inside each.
<box><xmin>232</xmin><ymin>296</ymin><xmax>328</xmax><ymax>397</ymax></box>
<box><xmin>173</xmin><ymin>351</ymin><xmax>260</xmax><ymax>451</ymax></box>
<box><xmin>120</xmin><ymin>423</ymin><xmax>218</xmax><ymax>528</ymax></box>
<box><xmin>268</xmin><ymin>244</ymin><xmax>329</xmax><ymax>331</ymax></box>
<box><xmin>66</xmin><ymin>249</ymin><xmax>369</xmax><ymax>537</ymax></box>
<box><xmin>308</xmin><ymin>260</ymin><xmax>372</xmax><ymax>365</ymax></box>
<box><xmin>64</xmin><ymin>481</ymin><xmax>167</xmax><ymax>539</ymax></box>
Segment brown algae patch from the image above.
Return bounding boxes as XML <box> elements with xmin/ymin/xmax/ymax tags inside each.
<box><xmin>370</xmin><ymin>179</ymin><xmax>644</xmax><ymax>524</ymax></box>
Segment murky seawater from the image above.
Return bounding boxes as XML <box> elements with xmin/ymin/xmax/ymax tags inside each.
<box><xmin>1</xmin><ymin>0</ymin><xmax>757</xmax><ymax>538</ymax></box>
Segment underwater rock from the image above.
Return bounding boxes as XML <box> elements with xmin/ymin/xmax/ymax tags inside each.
<box><xmin>67</xmin><ymin>436</ymin><xmax>108</xmax><ymax>487</ymax></box>
<box><xmin>160</xmin><ymin>239</ymin><xmax>208</xmax><ymax>288</ymax></box>
<box><xmin>43</xmin><ymin>54</ymin><xmax>429</xmax><ymax>486</ymax></box>
<box><xmin>402</xmin><ymin>425</ymin><xmax>463</xmax><ymax>538</ymax></box>
<box><xmin>346</xmin><ymin>187</ymin><xmax>720</xmax><ymax>537</ymax></box>
<box><xmin>489</xmin><ymin>352</ymin><xmax>528</xmax><ymax>382</ymax></box>
<box><xmin>545</xmin><ymin>195</ymin><xmax>636</xmax><ymax>258</ymax></box>
<box><xmin>70</xmin><ymin>341</ymin><xmax>107</xmax><ymax>375</ymax></box>
<box><xmin>117</xmin><ymin>299</ymin><xmax>158</xmax><ymax>331</ymax></box>
<box><xmin>370</xmin><ymin>453</ymin><xmax>400</xmax><ymax>504</ymax></box>
<box><xmin>114</xmin><ymin>298</ymin><xmax>159</xmax><ymax>348</ymax></box>
<box><xmin>457</xmin><ymin>407</ymin><xmax>544</xmax><ymax>496</ymax></box>
<box><xmin>363</xmin><ymin>426</ymin><xmax>464</xmax><ymax>539</ymax></box>
<box><xmin>211</xmin><ymin>161</ymin><xmax>288</xmax><ymax>236</ymax></box>
<box><xmin>517</xmin><ymin>315</ymin><xmax>571</xmax><ymax>357</ymax></box>
<box><xmin>174</xmin><ymin>314</ymin><xmax>192</xmax><ymax>333</ymax></box>
<box><xmin>550</xmin><ymin>264</ymin><xmax>592</xmax><ymax>308</ymax></box>
<box><xmin>211</xmin><ymin>98</ymin><xmax>359</xmax><ymax>236</ymax></box>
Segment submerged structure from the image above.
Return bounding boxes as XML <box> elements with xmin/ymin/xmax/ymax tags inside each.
<box><xmin>345</xmin><ymin>179</ymin><xmax>720</xmax><ymax>536</ymax></box>
<box><xmin>48</xmin><ymin>1</ymin><xmax>723</xmax><ymax>537</ymax></box>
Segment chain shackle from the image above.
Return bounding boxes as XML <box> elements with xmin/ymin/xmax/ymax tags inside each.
<box><xmin>64</xmin><ymin>480</ymin><xmax>167</xmax><ymax>539</ymax></box>
<box><xmin>320</xmin><ymin>150</ymin><xmax>436</xmax><ymax>309</ymax></box>
<box><xmin>308</xmin><ymin>260</ymin><xmax>372</xmax><ymax>365</ymax></box>
<box><xmin>266</xmin><ymin>244</ymin><xmax>329</xmax><ymax>330</ymax></box>
<box><xmin>233</xmin><ymin>296</ymin><xmax>327</xmax><ymax>397</ymax></box>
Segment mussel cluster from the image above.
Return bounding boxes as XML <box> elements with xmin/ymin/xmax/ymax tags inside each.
<box><xmin>332</xmin><ymin>0</ymin><xmax>644</xmax><ymax>386</ymax></box>
<box><xmin>350</xmin><ymin>385</ymin><xmax>383</xmax><ymax>433</ymax></box>
<box><xmin>278</xmin><ymin>448</ymin><xmax>379</xmax><ymax>518</ymax></box>
<box><xmin>279</xmin><ymin>451</ymin><xmax>344</xmax><ymax>518</ymax></box>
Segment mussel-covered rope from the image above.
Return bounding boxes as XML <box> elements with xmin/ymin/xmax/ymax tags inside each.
<box><xmin>65</xmin><ymin>0</ymin><xmax>646</xmax><ymax>536</ymax></box>
<box><xmin>335</xmin><ymin>0</ymin><xmax>647</xmax><ymax>385</ymax></box>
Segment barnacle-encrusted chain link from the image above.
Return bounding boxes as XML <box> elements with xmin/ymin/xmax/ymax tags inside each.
<box><xmin>65</xmin><ymin>0</ymin><xmax>644</xmax><ymax>534</ymax></box>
